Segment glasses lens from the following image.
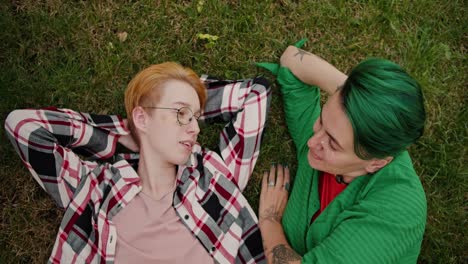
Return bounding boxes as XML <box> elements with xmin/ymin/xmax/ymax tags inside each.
<box><xmin>177</xmin><ymin>107</ymin><xmax>193</xmax><ymax>125</ymax></box>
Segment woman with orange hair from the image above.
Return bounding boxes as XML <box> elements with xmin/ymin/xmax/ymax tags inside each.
<box><xmin>5</xmin><ymin>62</ymin><xmax>271</xmax><ymax>263</ymax></box>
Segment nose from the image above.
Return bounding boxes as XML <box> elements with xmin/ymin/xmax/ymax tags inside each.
<box><xmin>187</xmin><ymin>118</ymin><xmax>200</xmax><ymax>135</ymax></box>
<box><xmin>307</xmin><ymin>131</ymin><xmax>326</xmax><ymax>150</ymax></box>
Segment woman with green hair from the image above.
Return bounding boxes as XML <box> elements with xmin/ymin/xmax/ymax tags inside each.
<box><xmin>257</xmin><ymin>40</ymin><xmax>426</xmax><ymax>264</ymax></box>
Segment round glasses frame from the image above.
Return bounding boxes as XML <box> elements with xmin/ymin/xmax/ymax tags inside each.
<box><xmin>142</xmin><ymin>106</ymin><xmax>201</xmax><ymax>126</ymax></box>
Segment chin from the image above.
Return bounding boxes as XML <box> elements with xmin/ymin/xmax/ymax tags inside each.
<box><xmin>307</xmin><ymin>153</ymin><xmax>336</xmax><ymax>174</ymax></box>
<box><xmin>308</xmin><ymin>162</ymin><xmax>328</xmax><ymax>173</ymax></box>
<box><xmin>308</xmin><ymin>160</ymin><xmax>330</xmax><ymax>174</ymax></box>
<box><xmin>307</xmin><ymin>152</ymin><xmax>323</xmax><ymax>170</ymax></box>
<box><xmin>170</xmin><ymin>154</ymin><xmax>192</xmax><ymax>166</ymax></box>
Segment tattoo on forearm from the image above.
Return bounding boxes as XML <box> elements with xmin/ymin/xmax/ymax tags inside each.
<box><xmin>259</xmin><ymin>206</ymin><xmax>282</xmax><ymax>224</ymax></box>
<box><xmin>271</xmin><ymin>244</ymin><xmax>302</xmax><ymax>264</ymax></box>
<box><xmin>294</xmin><ymin>48</ymin><xmax>311</xmax><ymax>61</ymax></box>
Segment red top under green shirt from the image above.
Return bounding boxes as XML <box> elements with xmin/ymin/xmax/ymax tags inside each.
<box><xmin>311</xmin><ymin>172</ymin><xmax>347</xmax><ymax>223</ymax></box>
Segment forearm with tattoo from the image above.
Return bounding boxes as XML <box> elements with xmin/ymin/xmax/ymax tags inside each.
<box><xmin>271</xmin><ymin>244</ymin><xmax>302</xmax><ymax>264</ymax></box>
<box><xmin>259</xmin><ymin>207</ymin><xmax>302</xmax><ymax>262</ymax></box>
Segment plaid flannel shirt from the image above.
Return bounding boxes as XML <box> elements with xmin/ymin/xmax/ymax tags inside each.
<box><xmin>5</xmin><ymin>76</ymin><xmax>271</xmax><ymax>264</ymax></box>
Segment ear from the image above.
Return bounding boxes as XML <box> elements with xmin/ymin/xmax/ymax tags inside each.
<box><xmin>132</xmin><ymin>106</ymin><xmax>149</xmax><ymax>133</ymax></box>
<box><xmin>365</xmin><ymin>156</ymin><xmax>393</xmax><ymax>174</ymax></box>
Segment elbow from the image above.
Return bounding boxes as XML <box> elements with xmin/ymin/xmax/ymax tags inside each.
<box><xmin>280</xmin><ymin>45</ymin><xmax>298</xmax><ymax>68</ymax></box>
<box><xmin>5</xmin><ymin>109</ymin><xmax>37</xmax><ymax>139</ymax></box>
<box><xmin>252</xmin><ymin>77</ymin><xmax>272</xmax><ymax>107</ymax></box>
<box><xmin>5</xmin><ymin>109</ymin><xmax>25</xmax><ymax>132</ymax></box>
<box><xmin>253</xmin><ymin>76</ymin><xmax>271</xmax><ymax>91</ymax></box>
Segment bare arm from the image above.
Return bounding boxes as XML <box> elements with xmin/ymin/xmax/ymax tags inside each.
<box><xmin>259</xmin><ymin>165</ymin><xmax>302</xmax><ymax>264</ymax></box>
<box><xmin>280</xmin><ymin>45</ymin><xmax>348</xmax><ymax>95</ymax></box>
<box><xmin>260</xmin><ymin>221</ymin><xmax>301</xmax><ymax>264</ymax></box>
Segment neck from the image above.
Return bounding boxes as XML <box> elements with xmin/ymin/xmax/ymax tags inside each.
<box><xmin>137</xmin><ymin>148</ymin><xmax>177</xmax><ymax>200</ymax></box>
<box><xmin>340</xmin><ymin>172</ymin><xmax>370</xmax><ymax>184</ymax></box>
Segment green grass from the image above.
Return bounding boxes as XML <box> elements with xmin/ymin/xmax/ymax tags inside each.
<box><xmin>0</xmin><ymin>0</ymin><xmax>466</xmax><ymax>263</ymax></box>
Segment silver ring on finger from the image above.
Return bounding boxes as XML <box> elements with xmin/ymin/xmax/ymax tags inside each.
<box><xmin>268</xmin><ymin>180</ymin><xmax>275</xmax><ymax>187</ymax></box>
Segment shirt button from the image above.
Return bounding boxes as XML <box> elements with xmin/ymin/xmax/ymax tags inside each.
<box><xmin>184</xmin><ymin>215</ymin><xmax>189</xmax><ymax>220</ymax></box>
<box><xmin>211</xmin><ymin>247</ymin><xmax>215</xmax><ymax>252</ymax></box>
<box><xmin>109</xmin><ymin>235</ymin><xmax>113</xmax><ymax>243</ymax></box>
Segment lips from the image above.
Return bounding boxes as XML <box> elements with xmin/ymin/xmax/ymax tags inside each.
<box><xmin>309</xmin><ymin>149</ymin><xmax>322</xmax><ymax>161</ymax></box>
<box><xmin>179</xmin><ymin>140</ymin><xmax>194</xmax><ymax>152</ymax></box>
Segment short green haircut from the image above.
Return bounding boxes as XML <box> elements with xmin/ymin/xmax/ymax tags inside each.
<box><xmin>340</xmin><ymin>58</ymin><xmax>426</xmax><ymax>160</ymax></box>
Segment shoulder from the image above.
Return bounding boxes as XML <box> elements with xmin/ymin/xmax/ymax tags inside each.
<box><xmin>359</xmin><ymin>151</ymin><xmax>427</xmax><ymax>223</ymax></box>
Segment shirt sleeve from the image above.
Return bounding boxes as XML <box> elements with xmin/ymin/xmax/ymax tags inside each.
<box><xmin>301</xmin><ymin>181</ymin><xmax>427</xmax><ymax>264</ymax></box>
<box><xmin>276</xmin><ymin>66</ymin><xmax>321</xmax><ymax>158</ymax></box>
<box><xmin>4</xmin><ymin>107</ymin><xmax>128</xmax><ymax>208</ymax></box>
<box><xmin>200</xmin><ymin>76</ymin><xmax>271</xmax><ymax>191</ymax></box>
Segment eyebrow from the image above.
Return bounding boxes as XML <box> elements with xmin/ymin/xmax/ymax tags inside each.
<box><xmin>320</xmin><ymin>111</ymin><xmax>344</xmax><ymax>151</ymax></box>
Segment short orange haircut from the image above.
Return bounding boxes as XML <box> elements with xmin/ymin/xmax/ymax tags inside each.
<box><xmin>124</xmin><ymin>62</ymin><xmax>207</xmax><ymax>144</ymax></box>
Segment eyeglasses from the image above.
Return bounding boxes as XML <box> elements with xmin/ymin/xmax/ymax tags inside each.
<box><xmin>142</xmin><ymin>106</ymin><xmax>201</xmax><ymax>126</ymax></box>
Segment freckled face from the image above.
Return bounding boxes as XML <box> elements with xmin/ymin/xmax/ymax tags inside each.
<box><xmin>143</xmin><ymin>80</ymin><xmax>201</xmax><ymax>165</ymax></box>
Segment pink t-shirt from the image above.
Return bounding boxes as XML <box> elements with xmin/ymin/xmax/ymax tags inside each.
<box><xmin>113</xmin><ymin>187</ymin><xmax>213</xmax><ymax>264</ymax></box>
